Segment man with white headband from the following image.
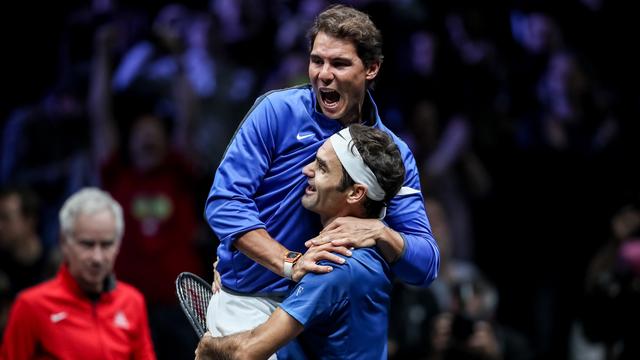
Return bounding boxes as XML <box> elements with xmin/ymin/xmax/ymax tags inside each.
<box><xmin>196</xmin><ymin>125</ymin><xmax>406</xmax><ymax>360</ymax></box>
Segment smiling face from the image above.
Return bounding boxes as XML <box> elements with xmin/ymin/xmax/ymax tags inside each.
<box><xmin>62</xmin><ymin>209</ymin><xmax>120</xmax><ymax>294</ymax></box>
<box><xmin>309</xmin><ymin>32</ymin><xmax>380</xmax><ymax>125</ymax></box>
<box><xmin>301</xmin><ymin>139</ymin><xmax>351</xmax><ymax>224</ymax></box>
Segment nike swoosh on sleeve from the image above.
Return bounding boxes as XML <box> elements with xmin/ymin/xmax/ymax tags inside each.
<box><xmin>296</xmin><ymin>133</ymin><xmax>314</xmax><ymax>141</ymax></box>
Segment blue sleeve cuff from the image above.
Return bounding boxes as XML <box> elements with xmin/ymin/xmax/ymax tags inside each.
<box><xmin>390</xmin><ymin>232</ymin><xmax>440</xmax><ymax>287</ymax></box>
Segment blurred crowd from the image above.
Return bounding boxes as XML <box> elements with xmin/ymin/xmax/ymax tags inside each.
<box><xmin>1</xmin><ymin>0</ymin><xmax>639</xmax><ymax>359</ymax></box>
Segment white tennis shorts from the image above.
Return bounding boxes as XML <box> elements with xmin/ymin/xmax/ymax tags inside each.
<box><xmin>206</xmin><ymin>288</ymin><xmax>282</xmax><ymax>360</ymax></box>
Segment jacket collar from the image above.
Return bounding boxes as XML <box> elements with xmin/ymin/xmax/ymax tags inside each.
<box><xmin>57</xmin><ymin>264</ymin><xmax>117</xmax><ymax>301</ymax></box>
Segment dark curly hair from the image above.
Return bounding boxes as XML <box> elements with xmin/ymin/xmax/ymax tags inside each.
<box><xmin>306</xmin><ymin>4</ymin><xmax>384</xmax><ymax>69</ymax></box>
<box><xmin>336</xmin><ymin>124</ymin><xmax>405</xmax><ymax>218</ymax></box>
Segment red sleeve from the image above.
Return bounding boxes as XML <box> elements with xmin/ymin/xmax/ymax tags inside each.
<box><xmin>132</xmin><ymin>294</ymin><xmax>157</xmax><ymax>360</ymax></box>
<box><xmin>1</xmin><ymin>296</ymin><xmax>38</xmax><ymax>360</ymax></box>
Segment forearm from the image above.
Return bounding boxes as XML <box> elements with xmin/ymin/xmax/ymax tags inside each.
<box><xmin>235</xmin><ymin>229</ymin><xmax>289</xmax><ymax>277</ymax></box>
<box><xmin>375</xmin><ymin>225</ymin><xmax>405</xmax><ymax>263</ymax></box>
<box><xmin>172</xmin><ymin>56</ymin><xmax>198</xmax><ymax>152</ymax></box>
<box><xmin>88</xmin><ymin>29</ymin><xmax>117</xmax><ymax>164</ymax></box>
<box><xmin>196</xmin><ymin>333</ymin><xmax>244</xmax><ymax>360</ymax></box>
<box><xmin>196</xmin><ymin>308</ymin><xmax>302</xmax><ymax>360</ymax></box>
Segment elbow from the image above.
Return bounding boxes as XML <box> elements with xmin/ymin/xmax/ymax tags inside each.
<box><xmin>393</xmin><ymin>232</ymin><xmax>441</xmax><ymax>287</ymax></box>
<box><xmin>415</xmin><ymin>252</ymin><xmax>440</xmax><ymax>287</ymax></box>
<box><xmin>422</xmin><ymin>237</ymin><xmax>441</xmax><ymax>285</ymax></box>
<box><xmin>204</xmin><ymin>195</ymin><xmax>227</xmax><ymax>231</ymax></box>
<box><xmin>425</xmin><ymin>253</ymin><xmax>440</xmax><ymax>285</ymax></box>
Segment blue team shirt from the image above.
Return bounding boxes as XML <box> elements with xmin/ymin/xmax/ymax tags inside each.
<box><xmin>279</xmin><ymin>248</ymin><xmax>392</xmax><ymax>360</ymax></box>
<box><xmin>205</xmin><ymin>84</ymin><xmax>439</xmax><ymax>295</ymax></box>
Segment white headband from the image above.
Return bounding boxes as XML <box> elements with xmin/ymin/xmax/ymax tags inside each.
<box><xmin>329</xmin><ymin>128</ymin><xmax>385</xmax><ymax>202</ymax></box>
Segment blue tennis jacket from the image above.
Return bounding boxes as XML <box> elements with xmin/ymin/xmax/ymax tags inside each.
<box><xmin>205</xmin><ymin>84</ymin><xmax>439</xmax><ymax>295</ymax></box>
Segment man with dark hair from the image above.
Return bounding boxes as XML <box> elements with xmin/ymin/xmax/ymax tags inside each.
<box><xmin>328</xmin><ymin>124</ymin><xmax>405</xmax><ymax>219</ymax></box>
<box><xmin>197</xmin><ymin>125</ymin><xmax>405</xmax><ymax>360</ymax></box>
<box><xmin>205</xmin><ymin>4</ymin><xmax>439</xmax><ymax>351</ymax></box>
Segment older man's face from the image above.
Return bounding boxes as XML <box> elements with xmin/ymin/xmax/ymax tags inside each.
<box><xmin>62</xmin><ymin>209</ymin><xmax>120</xmax><ymax>293</ymax></box>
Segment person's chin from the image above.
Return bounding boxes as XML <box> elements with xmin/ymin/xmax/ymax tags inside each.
<box><xmin>85</xmin><ymin>270</ymin><xmax>106</xmax><ymax>283</ymax></box>
<box><xmin>301</xmin><ymin>196</ymin><xmax>316</xmax><ymax>211</ymax></box>
<box><xmin>86</xmin><ymin>275</ymin><xmax>102</xmax><ymax>285</ymax></box>
<box><xmin>320</xmin><ymin>106</ymin><xmax>345</xmax><ymax>120</ymax></box>
<box><xmin>301</xmin><ymin>198</ymin><xmax>311</xmax><ymax>210</ymax></box>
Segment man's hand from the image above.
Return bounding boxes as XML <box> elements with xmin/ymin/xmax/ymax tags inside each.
<box><xmin>306</xmin><ymin>217</ymin><xmax>384</xmax><ymax>248</ymax></box>
<box><xmin>211</xmin><ymin>258</ymin><xmax>221</xmax><ymax>294</ymax></box>
<box><xmin>291</xmin><ymin>243</ymin><xmax>352</xmax><ymax>282</ymax></box>
<box><xmin>304</xmin><ymin>217</ymin><xmax>404</xmax><ymax>263</ymax></box>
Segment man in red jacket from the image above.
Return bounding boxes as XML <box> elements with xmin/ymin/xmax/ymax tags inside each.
<box><xmin>0</xmin><ymin>188</ymin><xmax>156</xmax><ymax>360</ymax></box>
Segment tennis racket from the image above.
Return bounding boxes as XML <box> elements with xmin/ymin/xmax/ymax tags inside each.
<box><xmin>176</xmin><ymin>272</ymin><xmax>213</xmax><ymax>337</ymax></box>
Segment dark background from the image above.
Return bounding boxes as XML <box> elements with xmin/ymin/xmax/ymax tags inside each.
<box><xmin>1</xmin><ymin>0</ymin><xmax>639</xmax><ymax>359</ymax></box>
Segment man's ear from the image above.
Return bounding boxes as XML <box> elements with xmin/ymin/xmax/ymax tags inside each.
<box><xmin>365</xmin><ymin>61</ymin><xmax>380</xmax><ymax>81</ymax></box>
<box><xmin>347</xmin><ymin>184</ymin><xmax>368</xmax><ymax>204</ymax></box>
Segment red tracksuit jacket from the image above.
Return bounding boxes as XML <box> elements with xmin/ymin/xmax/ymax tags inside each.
<box><xmin>0</xmin><ymin>265</ymin><xmax>156</xmax><ymax>360</ymax></box>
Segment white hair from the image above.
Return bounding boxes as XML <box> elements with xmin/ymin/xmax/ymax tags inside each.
<box><xmin>59</xmin><ymin>188</ymin><xmax>124</xmax><ymax>241</ymax></box>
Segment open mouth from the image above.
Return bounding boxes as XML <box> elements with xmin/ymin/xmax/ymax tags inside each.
<box><xmin>320</xmin><ymin>89</ymin><xmax>340</xmax><ymax>108</ymax></box>
<box><xmin>305</xmin><ymin>184</ymin><xmax>317</xmax><ymax>195</ymax></box>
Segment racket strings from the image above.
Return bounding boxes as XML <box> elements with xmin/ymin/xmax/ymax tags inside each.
<box><xmin>186</xmin><ymin>277</ymin><xmax>209</xmax><ymax>327</ymax></box>
<box><xmin>176</xmin><ymin>272</ymin><xmax>213</xmax><ymax>337</ymax></box>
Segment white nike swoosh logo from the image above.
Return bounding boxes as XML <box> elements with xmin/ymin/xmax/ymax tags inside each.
<box><xmin>50</xmin><ymin>312</ymin><xmax>67</xmax><ymax>323</ymax></box>
<box><xmin>296</xmin><ymin>133</ymin><xmax>314</xmax><ymax>141</ymax></box>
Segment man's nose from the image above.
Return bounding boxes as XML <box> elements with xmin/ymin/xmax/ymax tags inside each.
<box><xmin>302</xmin><ymin>162</ymin><xmax>314</xmax><ymax>177</ymax></box>
<box><xmin>90</xmin><ymin>245</ymin><xmax>105</xmax><ymax>262</ymax></box>
<box><xmin>319</xmin><ymin>64</ymin><xmax>333</xmax><ymax>83</ymax></box>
